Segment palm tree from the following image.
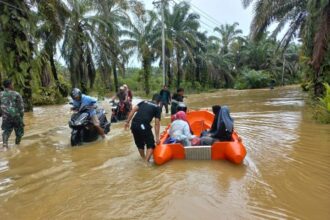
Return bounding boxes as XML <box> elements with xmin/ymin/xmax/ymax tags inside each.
<box><xmin>205</xmin><ymin>36</ymin><xmax>235</xmax><ymax>88</ymax></box>
<box><xmin>61</xmin><ymin>0</ymin><xmax>99</xmax><ymax>92</ymax></box>
<box><xmin>214</xmin><ymin>22</ymin><xmax>242</xmax><ymax>55</ymax></box>
<box><xmin>164</xmin><ymin>1</ymin><xmax>200</xmax><ymax>88</ymax></box>
<box><xmin>93</xmin><ymin>0</ymin><xmax>131</xmax><ymax>92</ymax></box>
<box><xmin>242</xmin><ymin>0</ymin><xmax>330</xmax><ymax>96</ymax></box>
<box><xmin>182</xmin><ymin>31</ymin><xmax>208</xmax><ymax>85</ymax></box>
<box><xmin>207</xmin><ymin>22</ymin><xmax>243</xmax><ymax>87</ymax></box>
<box><xmin>0</xmin><ymin>0</ymin><xmax>35</xmax><ymax>111</ymax></box>
<box><xmin>123</xmin><ymin>10</ymin><xmax>158</xmax><ymax>95</ymax></box>
<box><xmin>36</xmin><ymin>0</ymin><xmax>69</xmax><ymax>96</ymax></box>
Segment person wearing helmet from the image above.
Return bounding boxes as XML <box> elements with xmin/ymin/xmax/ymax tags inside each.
<box><xmin>71</xmin><ymin>88</ymin><xmax>105</xmax><ymax>138</ymax></box>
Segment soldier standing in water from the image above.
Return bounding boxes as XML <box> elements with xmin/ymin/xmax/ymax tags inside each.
<box><xmin>0</xmin><ymin>79</ymin><xmax>24</xmax><ymax>149</ymax></box>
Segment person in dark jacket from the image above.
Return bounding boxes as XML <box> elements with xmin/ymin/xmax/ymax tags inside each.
<box><xmin>200</xmin><ymin>106</ymin><xmax>233</xmax><ymax>145</ymax></box>
<box><xmin>159</xmin><ymin>85</ymin><xmax>171</xmax><ymax>114</ymax></box>
<box><xmin>171</xmin><ymin>88</ymin><xmax>185</xmax><ymax>115</ymax></box>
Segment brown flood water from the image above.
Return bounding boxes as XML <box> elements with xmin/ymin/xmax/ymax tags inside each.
<box><xmin>0</xmin><ymin>86</ymin><xmax>329</xmax><ymax>220</ymax></box>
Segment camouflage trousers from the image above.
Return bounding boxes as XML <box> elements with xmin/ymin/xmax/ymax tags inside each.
<box><xmin>2</xmin><ymin>117</ymin><xmax>24</xmax><ymax>147</ymax></box>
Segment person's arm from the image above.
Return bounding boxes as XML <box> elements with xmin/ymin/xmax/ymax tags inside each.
<box><xmin>154</xmin><ymin>106</ymin><xmax>161</xmax><ymax>144</ymax></box>
<box><xmin>154</xmin><ymin>118</ymin><xmax>160</xmax><ymax>145</ymax></box>
<box><xmin>111</xmin><ymin>93</ymin><xmax>117</xmax><ymax>102</ymax></box>
<box><xmin>18</xmin><ymin>93</ymin><xmax>24</xmax><ymax>116</ymax></box>
<box><xmin>183</xmin><ymin>122</ymin><xmax>192</xmax><ymax>139</ymax></box>
<box><xmin>71</xmin><ymin>100</ymin><xmax>79</xmax><ymax>111</ymax></box>
<box><xmin>124</xmin><ymin>105</ymin><xmax>139</xmax><ymax>130</ymax></box>
<box><xmin>128</xmin><ymin>90</ymin><xmax>133</xmax><ymax>101</ymax></box>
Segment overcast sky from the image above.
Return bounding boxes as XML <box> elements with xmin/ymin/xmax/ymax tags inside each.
<box><xmin>144</xmin><ymin>0</ymin><xmax>253</xmax><ymax>35</ymax></box>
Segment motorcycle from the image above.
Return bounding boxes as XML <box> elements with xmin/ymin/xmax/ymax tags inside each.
<box><xmin>110</xmin><ymin>100</ymin><xmax>132</xmax><ymax>123</ymax></box>
<box><xmin>69</xmin><ymin>104</ymin><xmax>111</xmax><ymax>146</ymax></box>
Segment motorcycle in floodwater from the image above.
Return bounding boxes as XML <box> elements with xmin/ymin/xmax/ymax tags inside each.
<box><xmin>69</xmin><ymin>105</ymin><xmax>111</xmax><ymax>146</ymax></box>
<box><xmin>110</xmin><ymin>100</ymin><xmax>132</xmax><ymax>123</ymax></box>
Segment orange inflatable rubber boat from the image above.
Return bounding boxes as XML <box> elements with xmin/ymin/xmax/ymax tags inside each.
<box><xmin>153</xmin><ymin>110</ymin><xmax>246</xmax><ymax>165</ymax></box>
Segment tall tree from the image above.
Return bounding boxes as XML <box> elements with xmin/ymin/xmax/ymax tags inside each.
<box><xmin>61</xmin><ymin>0</ymin><xmax>97</xmax><ymax>92</ymax></box>
<box><xmin>0</xmin><ymin>0</ymin><xmax>36</xmax><ymax>111</ymax></box>
<box><xmin>242</xmin><ymin>0</ymin><xmax>330</xmax><ymax>96</ymax></box>
<box><xmin>164</xmin><ymin>1</ymin><xmax>200</xmax><ymax>88</ymax></box>
<box><xmin>209</xmin><ymin>23</ymin><xmax>243</xmax><ymax>87</ymax></box>
<box><xmin>37</xmin><ymin>0</ymin><xmax>69</xmax><ymax>96</ymax></box>
<box><xmin>123</xmin><ymin>10</ymin><xmax>158</xmax><ymax>95</ymax></box>
<box><xmin>214</xmin><ymin>22</ymin><xmax>242</xmax><ymax>55</ymax></box>
<box><xmin>93</xmin><ymin>0</ymin><xmax>131</xmax><ymax>92</ymax></box>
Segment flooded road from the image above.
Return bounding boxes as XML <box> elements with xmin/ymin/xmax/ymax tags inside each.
<box><xmin>0</xmin><ymin>86</ymin><xmax>329</xmax><ymax>220</ymax></box>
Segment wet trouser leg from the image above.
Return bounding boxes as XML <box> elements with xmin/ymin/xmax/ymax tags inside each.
<box><xmin>160</xmin><ymin>102</ymin><xmax>169</xmax><ymax>113</ymax></box>
<box><xmin>2</xmin><ymin>128</ymin><xmax>13</xmax><ymax>147</ymax></box>
<box><xmin>2</xmin><ymin>121</ymin><xmax>14</xmax><ymax>147</ymax></box>
<box><xmin>14</xmin><ymin>123</ymin><xmax>24</xmax><ymax>145</ymax></box>
<box><xmin>91</xmin><ymin>115</ymin><xmax>105</xmax><ymax>138</ymax></box>
<box><xmin>164</xmin><ymin>103</ymin><xmax>169</xmax><ymax>113</ymax></box>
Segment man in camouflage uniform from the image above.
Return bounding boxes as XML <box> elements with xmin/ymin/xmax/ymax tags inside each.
<box><xmin>0</xmin><ymin>79</ymin><xmax>24</xmax><ymax>148</ymax></box>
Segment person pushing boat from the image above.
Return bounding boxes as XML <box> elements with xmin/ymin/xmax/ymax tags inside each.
<box><xmin>124</xmin><ymin>94</ymin><xmax>161</xmax><ymax>162</ymax></box>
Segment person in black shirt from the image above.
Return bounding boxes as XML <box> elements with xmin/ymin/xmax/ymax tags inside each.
<box><xmin>125</xmin><ymin>94</ymin><xmax>161</xmax><ymax>162</ymax></box>
<box><xmin>171</xmin><ymin>88</ymin><xmax>185</xmax><ymax>115</ymax></box>
<box><xmin>159</xmin><ymin>85</ymin><xmax>171</xmax><ymax>114</ymax></box>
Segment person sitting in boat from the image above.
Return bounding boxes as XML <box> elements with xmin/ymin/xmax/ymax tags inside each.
<box><xmin>200</xmin><ymin>105</ymin><xmax>221</xmax><ymax>137</ymax></box>
<box><xmin>168</xmin><ymin>111</ymin><xmax>195</xmax><ymax>146</ymax></box>
<box><xmin>200</xmin><ymin>106</ymin><xmax>233</xmax><ymax>145</ymax></box>
<box><xmin>171</xmin><ymin>88</ymin><xmax>185</xmax><ymax>115</ymax></box>
<box><xmin>171</xmin><ymin>102</ymin><xmax>187</xmax><ymax>122</ymax></box>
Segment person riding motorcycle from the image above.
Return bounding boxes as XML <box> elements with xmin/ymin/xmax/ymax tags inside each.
<box><xmin>123</xmin><ymin>84</ymin><xmax>133</xmax><ymax>102</ymax></box>
<box><xmin>71</xmin><ymin>88</ymin><xmax>105</xmax><ymax>138</ymax></box>
<box><xmin>111</xmin><ymin>86</ymin><xmax>131</xmax><ymax>118</ymax></box>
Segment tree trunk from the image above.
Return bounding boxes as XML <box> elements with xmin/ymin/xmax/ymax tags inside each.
<box><xmin>23</xmin><ymin>67</ymin><xmax>33</xmax><ymax>112</ymax></box>
<box><xmin>113</xmin><ymin>62</ymin><xmax>119</xmax><ymax>92</ymax></box>
<box><xmin>41</xmin><ymin>60</ymin><xmax>51</xmax><ymax>87</ymax></box>
<box><xmin>167</xmin><ymin>61</ymin><xmax>172</xmax><ymax>88</ymax></box>
<box><xmin>176</xmin><ymin>52</ymin><xmax>182</xmax><ymax>89</ymax></box>
<box><xmin>310</xmin><ymin>3</ymin><xmax>330</xmax><ymax>97</ymax></box>
<box><xmin>49</xmin><ymin>48</ymin><xmax>68</xmax><ymax>97</ymax></box>
<box><xmin>143</xmin><ymin>58</ymin><xmax>150</xmax><ymax>95</ymax></box>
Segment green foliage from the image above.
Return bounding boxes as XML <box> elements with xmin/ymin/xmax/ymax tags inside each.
<box><xmin>118</xmin><ymin>67</ymin><xmax>163</xmax><ymax>96</ymax></box>
<box><xmin>180</xmin><ymin>81</ymin><xmax>204</xmax><ymax>93</ymax></box>
<box><xmin>0</xmin><ymin>0</ymin><xmax>316</xmax><ymax>111</ymax></box>
<box><xmin>32</xmin><ymin>86</ymin><xmax>67</xmax><ymax>105</ymax></box>
<box><xmin>313</xmin><ymin>83</ymin><xmax>330</xmax><ymax>123</ymax></box>
<box><xmin>234</xmin><ymin>69</ymin><xmax>271</xmax><ymax>89</ymax></box>
<box><xmin>319</xmin><ymin>83</ymin><xmax>330</xmax><ymax>111</ymax></box>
